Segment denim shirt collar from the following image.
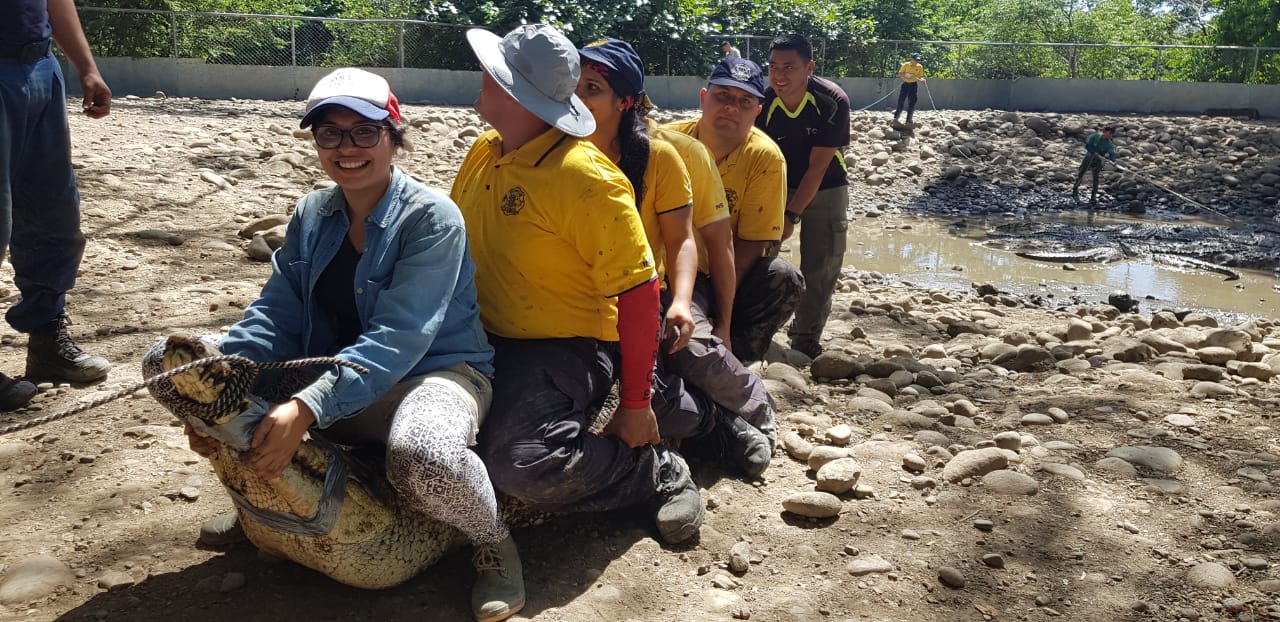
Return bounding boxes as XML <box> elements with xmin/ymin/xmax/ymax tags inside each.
<box><xmin>313</xmin><ymin>166</ymin><xmax>408</xmax><ymax>230</ymax></box>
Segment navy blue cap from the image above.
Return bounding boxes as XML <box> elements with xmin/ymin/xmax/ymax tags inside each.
<box><xmin>911</xmin><ymin>53</ymin><xmax>921</xmax><ymax>60</ymax></box>
<box><xmin>579</xmin><ymin>37</ymin><xmax>645</xmax><ymax>98</ymax></box>
<box><xmin>708</xmin><ymin>57</ymin><xmax>764</xmax><ymax>99</ymax></box>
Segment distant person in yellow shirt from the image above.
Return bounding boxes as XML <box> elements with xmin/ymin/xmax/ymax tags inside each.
<box><xmin>893</xmin><ymin>52</ymin><xmax>925</xmax><ymax>126</ymax></box>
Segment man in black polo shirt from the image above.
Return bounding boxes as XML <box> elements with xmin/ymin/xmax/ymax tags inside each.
<box><xmin>0</xmin><ymin>0</ymin><xmax>114</xmax><ymax>411</ymax></box>
<box><xmin>755</xmin><ymin>33</ymin><xmax>850</xmax><ymax>359</ymax></box>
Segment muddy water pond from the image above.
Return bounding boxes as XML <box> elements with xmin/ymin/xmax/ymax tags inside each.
<box><xmin>780</xmin><ymin>212</ymin><xmax>1280</xmax><ymax>319</ymax></box>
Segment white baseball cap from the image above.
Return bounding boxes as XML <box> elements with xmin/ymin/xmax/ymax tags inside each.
<box><xmin>300</xmin><ymin>68</ymin><xmax>402</xmax><ymax>129</ymax></box>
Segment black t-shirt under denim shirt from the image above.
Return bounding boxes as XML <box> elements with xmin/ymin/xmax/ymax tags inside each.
<box><xmin>1</xmin><ymin>0</ymin><xmax>52</xmax><ymax>47</ymax></box>
<box><xmin>315</xmin><ymin>235</ymin><xmax>363</xmax><ymax>353</ymax></box>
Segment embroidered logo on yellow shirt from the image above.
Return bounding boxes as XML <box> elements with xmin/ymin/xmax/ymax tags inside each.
<box><xmin>501</xmin><ymin>186</ymin><xmax>527</xmax><ymax>216</ymax></box>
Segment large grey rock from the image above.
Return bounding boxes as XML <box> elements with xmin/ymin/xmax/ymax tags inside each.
<box><xmin>1196</xmin><ymin>346</ymin><xmax>1237</xmax><ymax>365</ymax></box>
<box><xmin>1104</xmin><ymin>338</ymin><xmax>1157</xmax><ymax>363</ymax></box>
<box><xmin>810</xmin><ymin>351</ymin><xmax>861</xmax><ymax>380</ymax></box>
<box><xmin>782</xmin><ymin>492</ymin><xmax>843</xmax><ymax>518</ymax></box>
<box><xmin>808</xmin><ymin>446</ymin><xmax>851</xmax><ymax>471</ymax></box>
<box><xmin>847</xmin><ymin>396</ymin><xmax>894</xmax><ymax>414</ymax></box>
<box><xmin>981</xmin><ymin>470</ymin><xmax>1040</xmax><ymax>495</ymax></box>
<box><xmin>1190</xmin><ymin>381</ymin><xmax>1235</xmax><ymax>397</ymax></box>
<box><xmin>1105</xmin><ymin>446</ymin><xmax>1183</xmax><ymax>472</ymax></box>
<box><xmin>993</xmin><ymin>345</ymin><xmax>1055</xmax><ymax>372</ymax></box>
<box><xmin>847</xmin><ymin>556</ymin><xmax>894</xmax><ymax>576</ymax></box>
<box><xmin>1040</xmin><ymin>462</ymin><xmax>1085</xmax><ymax>480</ymax></box>
<box><xmin>943</xmin><ymin>447</ymin><xmax>1009</xmax><ymax>482</ymax></box>
<box><xmin>0</xmin><ymin>555</ymin><xmax>74</xmax><ymax>604</ymax></box>
<box><xmin>1094</xmin><ymin>457</ymin><xmax>1139</xmax><ymax>478</ymax></box>
<box><xmin>1203</xmin><ymin>328</ymin><xmax>1251</xmax><ymax>355</ymax></box>
<box><xmin>1183</xmin><ymin>562</ymin><xmax>1235</xmax><ymax>589</ymax></box>
<box><xmin>815</xmin><ymin>458</ymin><xmax>863</xmax><ymax>494</ymax></box>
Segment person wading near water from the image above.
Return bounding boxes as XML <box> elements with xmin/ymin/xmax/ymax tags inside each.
<box><xmin>893</xmin><ymin>53</ymin><xmax>925</xmax><ymax>127</ymax></box>
<box><xmin>1073</xmin><ymin>126</ymin><xmax>1117</xmax><ymax>203</ymax></box>
<box><xmin>756</xmin><ymin>33</ymin><xmax>850</xmax><ymax>360</ymax></box>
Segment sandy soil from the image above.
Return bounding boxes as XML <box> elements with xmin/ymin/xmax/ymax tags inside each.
<box><xmin>0</xmin><ymin>97</ymin><xmax>1278</xmax><ymax>622</ymax></box>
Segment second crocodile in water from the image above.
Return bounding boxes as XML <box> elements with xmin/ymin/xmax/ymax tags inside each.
<box><xmin>980</xmin><ymin>220</ymin><xmax>1280</xmax><ymax>280</ymax></box>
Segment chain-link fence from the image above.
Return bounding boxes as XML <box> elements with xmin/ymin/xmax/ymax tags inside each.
<box><xmin>79</xmin><ymin>8</ymin><xmax>1280</xmax><ymax>83</ymax></box>
<box><xmin>846</xmin><ymin>40</ymin><xmax>1280</xmax><ymax>83</ymax></box>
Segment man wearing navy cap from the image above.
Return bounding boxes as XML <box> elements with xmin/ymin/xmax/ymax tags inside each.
<box><xmin>664</xmin><ymin>58</ymin><xmax>803</xmax><ymax>365</ymax></box>
<box><xmin>0</xmin><ymin>0</ymin><xmax>114</xmax><ymax>411</ymax></box>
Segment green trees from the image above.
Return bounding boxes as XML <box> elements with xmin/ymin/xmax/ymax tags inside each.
<box><xmin>75</xmin><ymin>0</ymin><xmax>1278</xmax><ymax>82</ymax></box>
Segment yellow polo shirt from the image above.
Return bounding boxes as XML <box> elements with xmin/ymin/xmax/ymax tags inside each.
<box><xmin>651</xmin><ymin>125</ymin><xmax>730</xmax><ymax>274</ymax></box>
<box><xmin>662</xmin><ymin>118</ymin><xmax>785</xmax><ymax>242</ymax></box>
<box><xmin>637</xmin><ymin>138</ymin><xmax>694</xmax><ymax>282</ymax></box>
<box><xmin>898</xmin><ymin>61</ymin><xmax>924</xmax><ymax>83</ymax></box>
<box><xmin>451</xmin><ymin>128</ymin><xmax>656</xmax><ymax>341</ymax></box>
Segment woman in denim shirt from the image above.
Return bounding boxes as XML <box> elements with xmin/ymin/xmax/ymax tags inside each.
<box><xmin>150</xmin><ymin>68</ymin><xmax>523</xmax><ymax>622</ymax></box>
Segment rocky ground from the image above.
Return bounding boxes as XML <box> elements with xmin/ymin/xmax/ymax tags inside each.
<box><xmin>0</xmin><ymin>97</ymin><xmax>1278</xmax><ymax>622</ymax></box>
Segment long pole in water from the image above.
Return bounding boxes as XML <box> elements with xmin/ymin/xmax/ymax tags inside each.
<box><xmin>1107</xmin><ymin>161</ymin><xmax>1237</xmax><ymax>222</ymax></box>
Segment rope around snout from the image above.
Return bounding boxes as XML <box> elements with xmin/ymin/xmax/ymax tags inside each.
<box><xmin>0</xmin><ymin>354</ymin><xmax>368</xmax><ymax>436</ymax></box>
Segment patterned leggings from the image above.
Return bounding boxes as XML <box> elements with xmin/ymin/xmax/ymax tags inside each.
<box><xmin>143</xmin><ymin>337</ymin><xmax>508</xmax><ymax>546</ymax></box>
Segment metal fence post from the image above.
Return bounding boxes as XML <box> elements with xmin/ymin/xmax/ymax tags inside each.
<box><xmin>1155</xmin><ymin>47</ymin><xmax>1162</xmax><ymax>81</ymax></box>
<box><xmin>290</xmin><ymin>20</ymin><xmax>297</xmax><ymax>66</ymax></box>
<box><xmin>1252</xmin><ymin>48</ymin><xmax>1260</xmax><ymax>83</ymax></box>
<box><xmin>170</xmin><ymin>12</ymin><xmax>178</xmax><ymax>57</ymax></box>
<box><xmin>398</xmin><ymin>22</ymin><xmax>405</xmax><ymax>68</ymax></box>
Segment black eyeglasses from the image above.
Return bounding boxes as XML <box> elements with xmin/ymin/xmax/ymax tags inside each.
<box><xmin>312</xmin><ymin>124</ymin><xmax>386</xmax><ymax>149</ymax></box>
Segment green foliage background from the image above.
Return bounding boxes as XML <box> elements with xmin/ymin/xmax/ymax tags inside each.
<box><xmin>77</xmin><ymin>0</ymin><xmax>1279</xmax><ymax>82</ymax></box>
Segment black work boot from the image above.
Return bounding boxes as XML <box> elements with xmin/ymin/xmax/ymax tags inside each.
<box><xmin>652</xmin><ymin>446</ymin><xmax>704</xmax><ymax>544</ymax></box>
<box><xmin>684</xmin><ymin>406</ymin><xmax>773</xmax><ymax>479</ymax></box>
<box><xmin>0</xmin><ymin>373</ymin><xmax>37</xmax><ymax>411</ymax></box>
<box><xmin>25</xmin><ymin>314</ymin><xmax>111</xmax><ymax>383</ymax></box>
<box><xmin>713</xmin><ymin>409</ymin><xmax>773</xmax><ymax>478</ymax></box>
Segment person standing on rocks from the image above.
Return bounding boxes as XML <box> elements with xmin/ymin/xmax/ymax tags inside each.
<box><xmin>893</xmin><ymin>53</ymin><xmax>925</xmax><ymax>127</ymax></box>
<box><xmin>1073</xmin><ymin>126</ymin><xmax>1117</xmax><ymax>203</ymax></box>
<box><xmin>158</xmin><ymin>68</ymin><xmax>523</xmax><ymax>622</ymax></box>
<box><xmin>577</xmin><ymin>37</ymin><xmax>774</xmax><ymax>479</ymax></box>
<box><xmin>451</xmin><ymin>24</ymin><xmax>705</xmax><ymax>550</ymax></box>
<box><xmin>756</xmin><ymin>33</ymin><xmax>850</xmax><ymax>360</ymax></box>
<box><xmin>0</xmin><ymin>0</ymin><xmax>114</xmax><ymax>410</ymax></box>
<box><xmin>663</xmin><ymin>57</ymin><xmax>804</xmax><ymax>363</ymax></box>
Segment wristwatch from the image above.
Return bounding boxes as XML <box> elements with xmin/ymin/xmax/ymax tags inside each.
<box><xmin>785</xmin><ymin>210</ymin><xmax>802</xmax><ymax>224</ymax></box>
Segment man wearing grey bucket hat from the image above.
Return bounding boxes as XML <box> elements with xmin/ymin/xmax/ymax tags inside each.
<box><xmin>451</xmin><ymin>22</ymin><xmax>706</xmax><ymax>609</ymax></box>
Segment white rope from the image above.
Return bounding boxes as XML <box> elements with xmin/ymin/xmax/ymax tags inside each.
<box><xmin>856</xmin><ymin>88</ymin><xmax>897</xmax><ymax>112</ymax></box>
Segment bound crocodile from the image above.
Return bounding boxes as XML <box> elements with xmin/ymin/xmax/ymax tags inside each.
<box><xmin>142</xmin><ymin>335</ymin><xmax>550</xmax><ymax>590</ymax></box>
<box><xmin>982</xmin><ymin>220</ymin><xmax>1275</xmax><ymax>279</ymax></box>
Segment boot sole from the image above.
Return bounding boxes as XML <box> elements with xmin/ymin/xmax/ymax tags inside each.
<box><xmin>23</xmin><ymin>366</ymin><xmax>110</xmax><ymax>383</ymax></box>
<box><xmin>475</xmin><ymin>598</ymin><xmax>525</xmax><ymax>622</ymax></box>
